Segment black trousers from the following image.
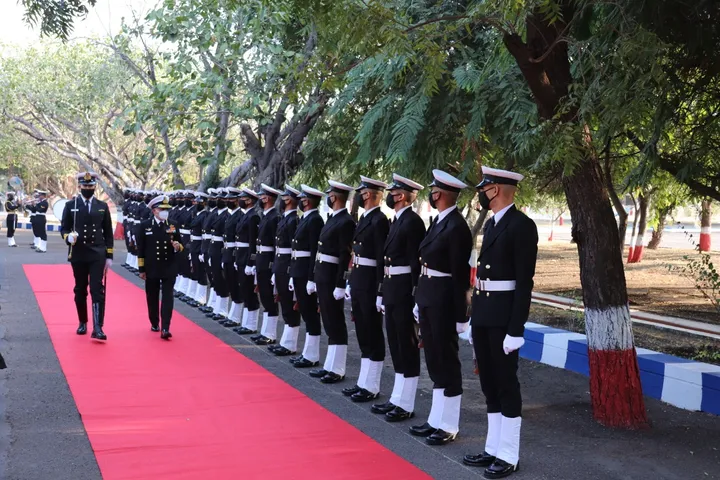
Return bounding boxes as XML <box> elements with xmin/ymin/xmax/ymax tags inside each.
<box><xmin>257</xmin><ymin>269</ymin><xmax>278</xmax><ymax>316</ymax></box>
<box><xmin>180</xmin><ymin>235</ymin><xmax>191</xmax><ymax>276</ymax></box>
<box><xmin>71</xmin><ymin>259</ymin><xmax>105</xmax><ymax>323</ymax></box>
<box><xmin>351</xmin><ymin>288</ymin><xmax>385</xmax><ymax>361</ymax></box>
<box><xmin>239</xmin><ymin>268</ymin><xmax>260</xmax><ymax>310</ymax></box>
<box><xmin>122</xmin><ymin>221</ymin><xmax>131</xmax><ymax>253</ymax></box>
<box><xmin>473</xmin><ymin>327</ymin><xmax>522</xmax><ymax>418</ymax></box>
<box><xmin>385</xmin><ymin>299</ymin><xmax>420</xmax><ymax>377</ymax></box>
<box><xmin>292</xmin><ymin>277</ymin><xmax>321</xmax><ymax>335</ymax></box>
<box><xmin>145</xmin><ymin>276</ymin><xmax>175</xmax><ymax>330</ymax></box>
<box><xmin>418</xmin><ymin>305</ymin><xmax>462</xmax><ymax>397</ymax></box>
<box><xmin>190</xmin><ymin>244</ymin><xmax>208</xmax><ymax>286</ymax></box>
<box><xmin>223</xmin><ymin>253</ymin><xmax>242</xmax><ymax>304</ymax></box>
<box><xmin>317</xmin><ymin>281</ymin><xmax>347</xmax><ymax>345</ymax></box>
<box><xmin>276</xmin><ymin>271</ymin><xmax>300</xmax><ymax>327</ymax></box>
<box><xmin>34</xmin><ymin>217</ymin><xmax>47</xmax><ymax>240</ymax></box>
<box><xmin>6</xmin><ymin>214</ymin><xmax>16</xmax><ymax>237</ymax></box>
<box><xmin>202</xmin><ymin>247</ymin><xmax>213</xmax><ymax>288</ymax></box>
<box><xmin>209</xmin><ymin>248</ymin><xmax>228</xmax><ymax>297</ymax></box>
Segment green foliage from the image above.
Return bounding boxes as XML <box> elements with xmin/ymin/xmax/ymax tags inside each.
<box><xmin>21</xmin><ymin>0</ymin><xmax>97</xmax><ymax>40</ymax></box>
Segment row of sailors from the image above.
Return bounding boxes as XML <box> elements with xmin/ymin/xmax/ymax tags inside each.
<box><xmin>120</xmin><ymin>166</ymin><xmax>537</xmax><ymax>478</ymax></box>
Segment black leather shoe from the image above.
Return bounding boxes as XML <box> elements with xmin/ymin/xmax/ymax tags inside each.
<box><xmin>292</xmin><ymin>357</ymin><xmax>319</xmax><ymax>368</ymax></box>
<box><xmin>174</xmin><ymin>291</ymin><xmax>183</xmax><ymax>298</ymax></box>
<box><xmin>289</xmin><ymin>354</ymin><xmax>304</xmax><ymax>363</ymax></box>
<box><xmin>150</xmin><ymin>325</ymin><xmax>160</xmax><ymax>332</ymax></box>
<box><xmin>309</xmin><ymin>368</ymin><xmax>328</xmax><ymax>378</ymax></box>
<box><xmin>342</xmin><ymin>385</ymin><xmax>361</xmax><ymax>397</ymax></box>
<box><xmin>187</xmin><ymin>301</ymin><xmax>199</xmax><ymax>307</ymax></box>
<box><xmin>233</xmin><ymin>326</ymin><xmax>256</xmax><ymax>335</ymax></box>
<box><xmin>409</xmin><ymin>422</ymin><xmax>437</xmax><ymax>437</ymax></box>
<box><xmin>386</xmin><ymin>406</ymin><xmax>414</xmax><ymax>422</ymax></box>
<box><xmin>91</xmin><ymin>330</ymin><xmax>107</xmax><ymax>341</ymax></box>
<box><xmin>371</xmin><ymin>401</ymin><xmax>396</xmax><ymax>415</ymax></box>
<box><xmin>204</xmin><ymin>311</ymin><xmax>215</xmax><ymax>318</ymax></box>
<box><xmin>222</xmin><ymin>321</ymin><xmax>241</xmax><ymax>327</ymax></box>
<box><xmin>250</xmin><ymin>333</ymin><xmax>263</xmax><ymax>342</ymax></box>
<box><xmin>199</xmin><ymin>306</ymin><xmax>213</xmax><ymax>313</ymax></box>
<box><xmin>484</xmin><ymin>459</ymin><xmax>518</xmax><ymax>478</ymax></box>
<box><xmin>271</xmin><ymin>346</ymin><xmax>295</xmax><ymax>356</ymax></box>
<box><xmin>160</xmin><ymin>329</ymin><xmax>173</xmax><ymax>340</ymax></box>
<box><xmin>426</xmin><ymin>429</ymin><xmax>457</xmax><ymax>446</ymax></box>
<box><xmin>211</xmin><ymin>314</ymin><xmax>225</xmax><ymax>321</ymax></box>
<box><xmin>463</xmin><ymin>452</ymin><xmax>496</xmax><ymax>468</ymax></box>
<box><xmin>253</xmin><ymin>336</ymin><xmax>276</xmax><ymax>346</ymax></box>
<box><xmin>351</xmin><ymin>389</ymin><xmax>379</xmax><ymax>403</ymax></box>
<box><xmin>320</xmin><ymin>372</ymin><xmax>344</xmax><ymax>384</ymax></box>
<box><xmin>76</xmin><ymin>323</ymin><xmax>87</xmax><ymax>335</ymax></box>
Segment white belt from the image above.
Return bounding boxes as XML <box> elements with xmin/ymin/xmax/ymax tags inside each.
<box><xmin>202</xmin><ymin>234</ymin><xmax>211</xmax><ymax>240</ymax></box>
<box><xmin>420</xmin><ymin>266</ymin><xmax>451</xmax><ymax>278</ymax></box>
<box><xmin>133</xmin><ymin>219</ymin><xmax>141</xmax><ymax>223</ymax></box>
<box><xmin>318</xmin><ymin>253</ymin><xmax>339</xmax><ymax>264</ymax></box>
<box><xmin>476</xmin><ymin>279</ymin><xmax>517</xmax><ymax>292</ymax></box>
<box><xmin>211</xmin><ymin>235</ymin><xmax>223</xmax><ymax>242</ymax></box>
<box><xmin>236</xmin><ymin>242</ymin><xmax>250</xmax><ymax>248</ymax></box>
<box><xmin>29</xmin><ymin>213</ymin><xmax>36</xmax><ymax>216</ymax></box>
<box><xmin>179</xmin><ymin>229</ymin><xmax>191</xmax><ymax>235</ymax></box>
<box><xmin>191</xmin><ymin>235</ymin><xmax>203</xmax><ymax>241</ymax></box>
<box><xmin>292</xmin><ymin>250</ymin><xmax>312</xmax><ymax>258</ymax></box>
<box><xmin>353</xmin><ymin>257</ymin><xmax>377</xmax><ymax>267</ymax></box>
<box><xmin>258</xmin><ymin>246</ymin><xmax>275</xmax><ymax>253</ymax></box>
<box><xmin>224</xmin><ymin>242</ymin><xmax>237</xmax><ymax>248</ymax></box>
<box><xmin>276</xmin><ymin>247</ymin><xmax>292</xmax><ymax>255</ymax></box>
<box><xmin>35</xmin><ymin>213</ymin><xmax>46</xmax><ymax>216</ymax></box>
<box><xmin>385</xmin><ymin>266</ymin><xmax>411</xmax><ymax>276</ymax></box>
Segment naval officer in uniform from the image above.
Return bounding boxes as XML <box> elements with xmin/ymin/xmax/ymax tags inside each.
<box><xmin>136</xmin><ymin>194</ymin><xmax>185</xmax><ymax>339</ymax></box>
<box><xmin>5</xmin><ymin>192</ymin><xmax>19</xmax><ymax>247</ymax></box>
<box><xmin>60</xmin><ymin>172</ymin><xmax>113</xmax><ymax>340</ymax></box>
<box><xmin>288</xmin><ymin>185</ymin><xmax>325</xmax><ymax>368</ymax></box>
<box><xmin>343</xmin><ymin>176</ymin><xmax>390</xmax><ymax>403</ymax></box>
<box><xmin>462</xmin><ymin>167</ymin><xmax>538</xmax><ymax>478</ymax></box>
<box><xmin>371</xmin><ymin>174</ymin><xmax>426</xmax><ymax>422</ymax></box>
<box><xmin>409</xmin><ymin>169</ymin><xmax>472</xmax><ymax>446</ymax></box>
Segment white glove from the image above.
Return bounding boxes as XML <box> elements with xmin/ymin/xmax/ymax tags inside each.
<box><xmin>413</xmin><ymin>304</ymin><xmax>419</xmax><ymax>323</ymax></box>
<box><xmin>105</xmin><ymin>258</ymin><xmax>113</xmax><ymax>270</ymax></box>
<box><xmin>306</xmin><ymin>281</ymin><xmax>316</xmax><ymax>295</ymax></box>
<box><xmin>271</xmin><ymin>274</ymin><xmax>276</xmax><ymax>285</ymax></box>
<box><xmin>199</xmin><ymin>254</ymin><xmax>205</xmax><ymax>263</ymax></box>
<box><xmin>132</xmin><ymin>235</ymin><xmax>136</xmax><ymax>243</ymax></box>
<box><xmin>503</xmin><ymin>335</ymin><xmax>525</xmax><ymax>354</ymax></box>
<box><xmin>67</xmin><ymin>232</ymin><xmax>77</xmax><ymax>245</ymax></box>
<box><xmin>188</xmin><ymin>252</ymin><xmax>192</xmax><ymax>260</ymax></box>
<box><xmin>221</xmin><ymin>261</ymin><xmax>224</xmax><ymax>269</ymax></box>
<box><xmin>208</xmin><ymin>257</ymin><xmax>212</xmax><ymax>267</ymax></box>
<box><xmin>456</xmin><ymin>322</ymin><xmax>469</xmax><ymax>334</ymax></box>
<box><xmin>333</xmin><ymin>287</ymin><xmax>345</xmax><ymax>300</ymax></box>
<box><xmin>345</xmin><ymin>285</ymin><xmax>351</xmax><ymax>300</ymax></box>
<box><xmin>244</xmin><ymin>266</ymin><xmax>253</xmax><ymax>276</ymax></box>
<box><xmin>376</xmin><ymin>296</ymin><xmax>384</xmax><ymax>313</ymax></box>
<box><xmin>288</xmin><ymin>278</ymin><xmax>295</xmax><ymax>291</ymax></box>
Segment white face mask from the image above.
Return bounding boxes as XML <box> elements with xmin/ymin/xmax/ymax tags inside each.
<box><xmin>157</xmin><ymin>210</ymin><xmax>169</xmax><ymax>221</ymax></box>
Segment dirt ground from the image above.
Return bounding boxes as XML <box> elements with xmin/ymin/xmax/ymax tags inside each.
<box><xmin>531</xmin><ymin>244</ymin><xmax>720</xmax><ymax>364</ymax></box>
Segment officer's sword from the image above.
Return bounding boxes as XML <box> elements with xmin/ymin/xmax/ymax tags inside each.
<box><xmin>68</xmin><ymin>196</ymin><xmax>77</xmax><ymax>260</ymax></box>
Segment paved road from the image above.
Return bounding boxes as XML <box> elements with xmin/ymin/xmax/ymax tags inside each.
<box><xmin>1</xmin><ymin>230</ymin><xmax>719</xmax><ymax>479</ymax></box>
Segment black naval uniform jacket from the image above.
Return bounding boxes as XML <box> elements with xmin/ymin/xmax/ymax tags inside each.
<box><xmin>35</xmin><ymin>199</ymin><xmax>49</xmax><ymax>223</ymax></box>
<box><xmin>209</xmin><ymin>208</ymin><xmax>230</xmax><ymax>256</ymax></box>
<box><xmin>235</xmin><ymin>208</ymin><xmax>260</xmax><ymax>269</ymax></box>
<box><xmin>201</xmin><ymin>208</ymin><xmax>217</xmax><ymax>257</ymax></box>
<box><xmin>60</xmin><ymin>196</ymin><xmax>114</xmax><ymax>262</ymax></box>
<box><xmin>222</xmin><ymin>208</ymin><xmax>244</xmax><ymax>263</ymax></box>
<box><xmin>471</xmin><ymin>205</ymin><xmax>538</xmax><ymax>337</ymax></box>
<box><xmin>349</xmin><ymin>207</ymin><xmax>389</xmax><ymax>293</ymax></box>
<box><xmin>315</xmin><ymin>209</ymin><xmax>356</xmax><ymax>289</ymax></box>
<box><xmin>273</xmin><ymin>211</ymin><xmax>299</xmax><ymax>276</ymax></box>
<box><xmin>416</xmin><ymin>207</ymin><xmax>472</xmax><ymax>324</ymax></box>
<box><xmin>290</xmin><ymin>210</ymin><xmax>324</xmax><ymax>281</ymax></box>
<box><xmin>136</xmin><ymin>218</ymin><xmax>184</xmax><ymax>278</ymax></box>
<box><xmin>256</xmin><ymin>209</ymin><xmax>280</xmax><ymax>271</ymax></box>
<box><xmin>190</xmin><ymin>208</ymin><xmax>209</xmax><ymax>254</ymax></box>
<box><xmin>382</xmin><ymin>207</ymin><xmax>426</xmax><ymax>305</ymax></box>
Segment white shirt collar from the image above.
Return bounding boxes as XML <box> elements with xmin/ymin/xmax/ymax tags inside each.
<box><xmin>332</xmin><ymin>207</ymin><xmax>347</xmax><ymax>216</ymax></box>
<box><xmin>218</xmin><ymin>207</ymin><xmax>228</xmax><ymax>214</ymax></box>
<box><xmin>241</xmin><ymin>208</ymin><xmax>248</xmax><ymax>214</ymax></box>
<box><xmin>492</xmin><ymin>203</ymin><xmax>514</xmax><ymax>225</ymax></box>
<box><xmin>395</xmin><ymin>205</ymin><xmax>411</xmax><ymax>219</ymax></box>
<box><xmin>436</xmin><ymin>205</ymin><xmax>457</xmax><ymax>224</ymax></box>
<box><xmin>263</xmin><ymin>208</ymin><xmax>274</xmax><ymax>215</ymax></box>
<box><xmin>362</xmin><ymin>206</ymin><xmax>380</xmax><ymax>217</ymax></box>
<box><xmin>153</xmin><ymin>216</ymin><xmax>164</xmax><ymax>225</ymax></box>
<box><xmin>229</xmin><ymin>207</ymin><xmax>240</xmax><ymax>216</ymax></box>
<box><xmin>284</xmin><ymin>210</ymin><xmax>294</xmax><ymax>217</ymax></box>
<box><xmin>303</xmin><ymin>208</ymin><xmax>318</xmax><ymax>216</ymax></box>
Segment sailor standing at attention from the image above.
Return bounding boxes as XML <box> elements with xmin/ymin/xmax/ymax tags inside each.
<box><xmin>409</xmin><ymin>169</ymin><xmax>472</xmax><ymax>446</ymax></box>
<box><xmin>342</xmin><ymin>176</ymin><xmax>390</xmax><ymax>403</ymax></box>
<box><xmin>371</xmin><ymin>174</ymin><xmax>426</xmax><ymax>422</ymax></box>
<box><xmin>308</xmin><ymin>180</ymin><xmax>356</xmax><ymax>384</ymax></box>
<box><xmin>5</xmin><ymin>192</ymin><xmax>19</xmax><ymax>247</ymax></box>
<box><xmin>462</xmin><ymin>167</ymin><xmax>538</xmax><ymax>478</ymax></box>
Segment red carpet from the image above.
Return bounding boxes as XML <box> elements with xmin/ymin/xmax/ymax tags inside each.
<box><xmin>24</xmin><ymin>265</ymin><xmax>430</xmax><ymax>480</ymax></box>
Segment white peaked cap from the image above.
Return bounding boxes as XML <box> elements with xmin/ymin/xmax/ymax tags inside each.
<box><xmin>430</xmin><ymin>169</ymin><xmax>467</xmax><ymax>192</ymax></box>
<box><xmin>300</xmin><ymin>184</ymin><xmax>325</xmax><ymax>198</ymax></box>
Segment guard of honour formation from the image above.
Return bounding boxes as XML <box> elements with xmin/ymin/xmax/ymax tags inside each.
<box><xmin>13</xmin><ymin>166</ymin><xmax>538</xmax><ymax>479</ymax></box>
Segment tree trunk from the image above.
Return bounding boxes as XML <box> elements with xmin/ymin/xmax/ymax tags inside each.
<box><xmin>503</xmin><ymin>3</ymin><xmax>647</xmax><ymax>428</ymax></box>
<box><xmin>647</xmin><ymin>205</ymin><xmax>672</xmax><ymax>249</ymax></box>
<box><xmin>602</xmin><ymin>141</ymin><xmax>628</xmax><ymax>255</ymax></box>
<box><xmin>199</xmin><ymin>108</ymin><xmax>230</xmax><ymax>192</ymax></box>
<box><xmin>630</xmin><ymin>193</ymin><xmax>648</xmax><ymax>263</ymax></box>
<box><xmin>700</xmin><ymin>199</ymin><xmax>712</xmax><ymax>252</ymax></box>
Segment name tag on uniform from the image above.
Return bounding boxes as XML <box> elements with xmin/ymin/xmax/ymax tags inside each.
<box><xmin>99</xmin><ymin>209</ymin><xmax>105</xmax><ymax>213</ymax></box>
<box><xmin>71</xmin><ymin>209</ymin><xmax>79</xmax><ymax>212</ymax></box>
<box><xmin>145</xmin><ymin>231</ymin><xmax>153</xmax><ymax>235</ymax></box>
